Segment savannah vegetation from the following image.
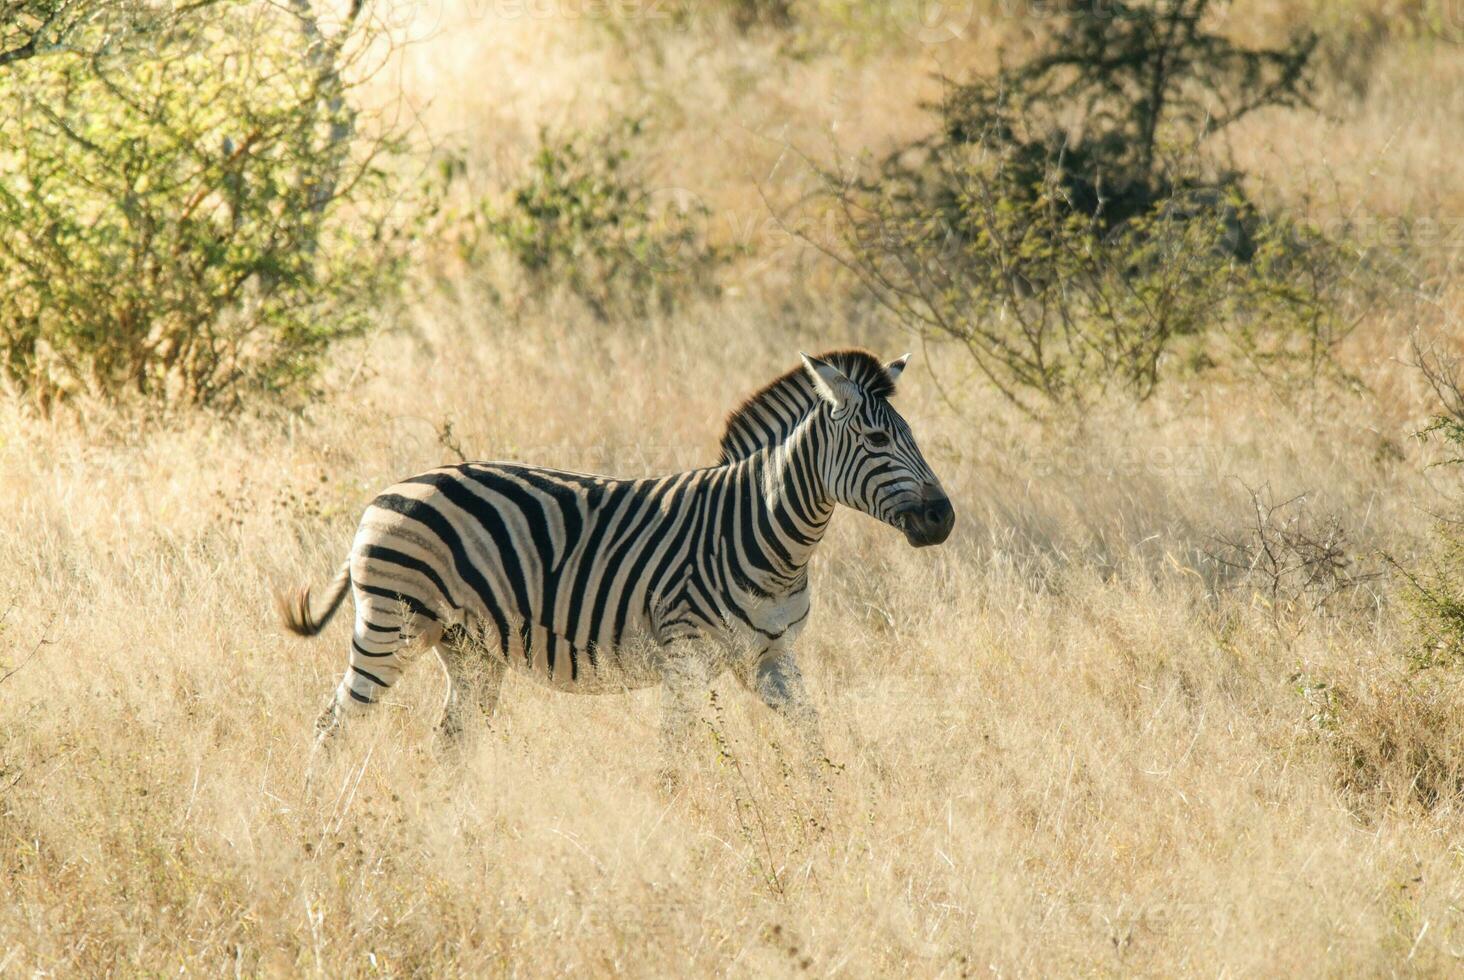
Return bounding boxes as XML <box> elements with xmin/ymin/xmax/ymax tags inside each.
<box><xmin>4</xmin><ymin>0</ymin><xmax>1464</xmax><ymax>973</ymax></box>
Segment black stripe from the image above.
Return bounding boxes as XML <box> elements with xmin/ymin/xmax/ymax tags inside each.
<box><xmin>757</xmin><ymin>603</ymin><xmax>811</xmax><ymax>641</ymax></box>
<box><xmin>639</xmin><ymin>482</ymin><xmax>707</xmax><ymax>640</ymax></box>
<box><xmin>352</xmin><ymin>637</ymin><xmax>395</xmax><ymax>659</ymax></box>
<box><xmin>615</xmin><ymin>485</ymin><xmax>693</xmax><ymax>644</ymax></box>
<box><xmin>360</xmin><ymin>544</ymin><xmax>459</xmax><ymax>610</ymax></box>
<box><xmin>592</xmin><ymin>488</ymin><xmax>666</xmax><ymax>649</ymax></box>
<box><xmin>370</xmin><ymin>493</ymin><xmax>507</xmax><ymax>651</ymax></box>
<box><xmin>459</xmin><ymin>468</ymin><xmax>562</xmax><ymax>629</ymax></box>
<box><xmin>356</xmin><ymin>583</ymin><xmax>439</xmax><ymax>622</ymax></box>
<box><xmin>361</xmin><ymin>619</ymin><xmax>400</xmax><ymax>634</ymax></box>
<box><xmin>745</xmin><ymin>458</ymin><xmax>792</xmax><ymax>570</ymax></box>
<box><xmin>399</xmin><ymin>476</ymin><xmax>534</xmax><ymax>658</ymax></box>
<box><xmin>351</xmin><ymin>664</ymin><xmax>389</xmax><ymax>688</ymax></box>
<box><xmin>563</xmin><ymin>481</ymin><xmax>633</xmax><ymax>672</ymax></box>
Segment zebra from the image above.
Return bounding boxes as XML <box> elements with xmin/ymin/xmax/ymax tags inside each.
<box><xmin>279</xmin><ymin>349</ymin><xmax>954</xmax><ymax>770</ymax></box>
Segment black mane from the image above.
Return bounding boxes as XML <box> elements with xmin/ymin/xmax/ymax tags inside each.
<box><xmin>717</xmin><ymin>349</ymin><xmax>896</xmax><ymax>464</ymax></box>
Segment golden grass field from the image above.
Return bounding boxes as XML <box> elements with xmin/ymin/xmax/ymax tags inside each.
<box><xmin>5</xmin><ymin>2</ymin><xmax>1464</xmax><ymax>974</ymax></box>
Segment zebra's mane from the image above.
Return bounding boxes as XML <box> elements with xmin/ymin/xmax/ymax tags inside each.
<box><xmin>717</xmin><ymin>348</ymin><xmax>896</xmax><ymax>464</ymax></box>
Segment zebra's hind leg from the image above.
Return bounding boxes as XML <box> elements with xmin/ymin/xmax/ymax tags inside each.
<box><xmin>305</xmin><ymin>687</ymin><xmax>348</xmax><ymax>795</ymax></box>
<box><xmin>657</xmin><ymin>648</ymin><xmax>712</xmax><ymax>793</ymax></box>
<box><xmin>434</xmin><ymin>633</ymin><xmax>506</xmax><ymax>752</ymax></box>
<box><xmin>311</xmin><ymin>612</ymin><xmax>443</xmax><ymax>759</ymax></box>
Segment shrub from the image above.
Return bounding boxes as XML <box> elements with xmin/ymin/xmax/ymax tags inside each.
<box><xmin>925</xmin><ymin>0</ymin><xmax>1317</xmax><ymax>235</ymax></box>
<box><xmin>1205</xmin><ymin>482</ymin><xmax>1376</xmax><ymax>625</ymax></box>
<box><xmin>433</xmin><ymin>120</ymin><xmax>728</xmax><ymax>322</ymax></box>
<box><xmin>818</xmin><ymin>0</ymin><xmax>1357</xmax><ymax>417</ymax></box>
<box><xmin>827</xmin><ymin>157</ymin><xmax>1358</xmax><ymax>415</ymax></box>
<box><xmin>1318</xmin><ymin>667</ymin><xmax>1464</xmax><ymax>815</ymax></box>
<box><xmin>1412</xmin><ymin>333</ymin><xmax>1464</xmax><ymax>466</ymax></box>
<box><xmin>1389</xmin><ymin>527</ymin><xmax>1464</xmax><ymax>669</ymax></box>
<box><xmin>667</xmin><ymin>0</ymin><xmax>794</xmax><ymax>33</ymax></box>
<box><xmin>1385</xmin><ymin>336</ymin><xmax>1464</xmax><ymax>668</ymax></box>
<box><xmin>0</xmin><ymin>1</ymin><xmax>409</xmax><ymax>410</ymax></box>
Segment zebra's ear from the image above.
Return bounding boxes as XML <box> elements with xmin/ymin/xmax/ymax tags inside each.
<box><xmin>885</xmin><ymin>353</ymin><xmax>912</xmax><ymax>384</ymax></box>
<box><xmin>800</xmin><ymin>352</ymin><xmax>860</xmax><ymax>411</ymax></box>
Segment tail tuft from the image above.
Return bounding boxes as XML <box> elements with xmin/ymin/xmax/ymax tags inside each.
<box><xmin>278</xmin><ymin>586</ymin><xmax>320</xmax><ymax>636</ymax></box>
<box><xmin>278</xmin><ymin>563</ymin><xmax>351</xmax><ymax>638</ymax></box>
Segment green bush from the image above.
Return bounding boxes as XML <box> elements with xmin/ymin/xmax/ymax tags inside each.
<box><xmin>828</xmin><ymin>156</ymin><xmax>1357</xmax><ymax>415</ymax></box>
<box><xmin>1390</xmin><ymin>527</ymin><xmax>1464</xmax><ymax>669</ymax></box>
<box><xmin>434</xmin><ymin>120</ymin><xmax>728</xmax><ymax>321</ymax></box>
<box><xmin>665</xmin><ymin>0</ymin><xmax>794</xmax><ymax>33</ymax></box>
<box><xmin>0</xmin><ymin>1</ymin><xmax>409</xmax><ymax>409</ymax></box>
<box><xmin>923</xmin><ymin>0</ymin><xmax>1317</xmax><ymax>236</ymax></box>
<box><xmin>1389</xmin><ymin>338</ymin><xmax>1464</xmax><ymax>668</ymax></box>
<box><xmin>819</xmin><ymin>0</ymin><xmax>1357</xmax><ymax>416</ymax></box>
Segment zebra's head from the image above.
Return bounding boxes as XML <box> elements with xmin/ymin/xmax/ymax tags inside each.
<box><xmin>800</xmin><ymin>351</ymin><xmax>954</xmax><ymax>548</ymax></box>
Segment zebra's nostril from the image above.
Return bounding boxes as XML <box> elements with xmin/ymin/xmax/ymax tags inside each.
<box><xmin>897</xmin><ymin>495</ymin><xmax>953</xmax><ymax>546</ymax></box>
<box><xmin>923</xmin><ymin>497</ymin><xmax>952</xmax><ymax>525</ymax></box>
<box><xmin>895</xmin><ymin>492</ymin><xmax>954</xmax><ymax>547</ymax></box>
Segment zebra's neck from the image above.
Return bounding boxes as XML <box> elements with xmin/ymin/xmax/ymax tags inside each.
<box><xmin>739</xmin><ymin>409</ymin><xmax>837</xmax><ymax>580</ymax></box>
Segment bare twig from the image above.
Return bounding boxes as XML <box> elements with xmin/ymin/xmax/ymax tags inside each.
<box><xmin>0</xmin><ymin>608</ymin><xmax>57</xmax><ymax>688</ymax></box>
<box><xmin>706</xmin><ymin>691</ymin><xmax>785</xmax><ymax>901</ymax></box>
<box><xmin>1410</xmin><ymin>331</ymin><xmax>1464</xmax><ymax>425</ymax></box>
<box><xmin>1205</xmin><ymin>481</ymin><xmax>1376</xmax><ymax>617</ymax></box>
<box><xmin>435</xmin><ymin>417</ymin><xmax>469</xmax><ymax>464</ymax></box>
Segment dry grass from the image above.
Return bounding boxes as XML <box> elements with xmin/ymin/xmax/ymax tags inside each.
<box><xmin>5</xmin><ymin>3</ymin><xmax>1464</xmax><ymax>974</ymax></box>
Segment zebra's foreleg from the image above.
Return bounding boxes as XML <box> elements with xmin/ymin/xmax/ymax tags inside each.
<box><xmin>739</xmin><ymin>646</ymin><xmax>827</xmax><ymax>774</ymax></box>
<box><xmin>434</xmin><ymin>638</ymin><xmax>506</xmax><ymax>750</ymax></box>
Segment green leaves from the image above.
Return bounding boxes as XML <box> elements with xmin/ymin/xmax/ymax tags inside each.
<box><xmin>932</xmin><ymin>0</ymin><xmax>1316</xmax><ymax>227</ymax></box>
<box><xmin>1390</xmin><ymin>528</ymin><xmax>1464</xmax><ymax>670</ymax></box>
<box><xmin>822</xmin><ymin>0</ymin><xmax>1351</xmax><ymax>419</ymax></box>
<box><xmin>0</xmin><ymin>1</ymin><xmax>408</xmax><ymax>409</ymax></box>
<box><xmin>433</xmin><ymin>120</ymin><xmax>728</xmax><ymax>322</ymax></box>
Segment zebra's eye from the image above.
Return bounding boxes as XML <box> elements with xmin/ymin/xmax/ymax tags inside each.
<box><xmin>866</xmin><ymin>430</ymin><xmax>891</xmax><ymax>448</ymax></box>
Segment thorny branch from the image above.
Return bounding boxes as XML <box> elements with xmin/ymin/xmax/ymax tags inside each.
<box><xmin>0</xmin><ymin>603</ymin><xmax>57</xmax><ymax>688</ymax></box>
<box><xmin>1205</xmin><ymin>481</ymin><xmax>1377</xmax><ymax>616</ymax></box>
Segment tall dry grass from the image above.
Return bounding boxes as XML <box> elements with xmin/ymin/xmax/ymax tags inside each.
<box><xmin>5</xmin><ymin>2</ymin><xmax>1464</xmax><ymax>974</ymax></box>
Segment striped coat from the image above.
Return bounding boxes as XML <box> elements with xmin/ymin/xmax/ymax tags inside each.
<box><xmin>282</xmin><ymin>349</ymin><xmax>953</xmax><ymax>758</ymax></box>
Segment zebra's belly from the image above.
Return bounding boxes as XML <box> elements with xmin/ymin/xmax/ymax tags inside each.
<box><xmin>451</xmin><ymin>592</ymin><xmax>808</xmax><ymax>695</ymax></box>
<box><xmin>472</xmin><ymin>620</ymin><xmax>671</xmax><ymax>694</ymax></box>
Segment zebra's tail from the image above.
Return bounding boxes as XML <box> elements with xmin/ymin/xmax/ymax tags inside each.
<box><xmin>278</xmin><ymin>562</ymin><xmax>352</xmax><ymax>638</ymax></box>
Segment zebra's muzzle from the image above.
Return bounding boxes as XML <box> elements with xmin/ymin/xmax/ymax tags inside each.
<box><xmin>896</xmin><ymin>494</ymin><xmax>954</xmax><ymax>547</ymax></box>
